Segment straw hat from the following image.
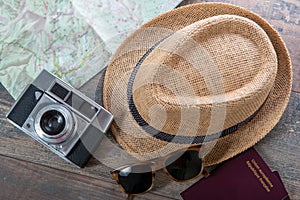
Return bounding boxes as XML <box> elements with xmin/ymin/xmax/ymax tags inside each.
<box><xmin>102</xmin><ymin>3</ymin><xmax>292</xmax><ymax>166</ymax></box>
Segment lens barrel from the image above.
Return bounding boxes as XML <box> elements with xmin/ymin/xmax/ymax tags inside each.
<box><xmin>34</xmin><ymin>104</ymin><xmax>74</xmax><ymax>144</ymax></box>
<box><xmin>40</xmin><ymin>110</ymin><xmax>66</xmax><ymax>136</ymax></box>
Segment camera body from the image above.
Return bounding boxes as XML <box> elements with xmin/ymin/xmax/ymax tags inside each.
<box><xmin>6</xmin><ymin>70</ymin><xmax>113</xmax><ymax>168</ymax></box>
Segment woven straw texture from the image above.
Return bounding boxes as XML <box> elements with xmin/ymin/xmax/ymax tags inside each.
<box><xmin>103</xmin><ymin>3</ymin><xmax>292</xmax><ymax>166</ymax></box>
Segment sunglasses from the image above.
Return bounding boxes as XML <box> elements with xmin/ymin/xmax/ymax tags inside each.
<box><xmin>111</xmin><ymin>146</ymin><xmax>209</xmax><ymax>199</ymax></box>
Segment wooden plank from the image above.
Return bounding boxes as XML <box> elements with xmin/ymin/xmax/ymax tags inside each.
<box><xmin>255</xmin><ymin>92</ymin><xmax>300</xmax><ymax>200</ymax></box>
<box><xmin>0</xmin><ymin>83</ymin><xmax>190</xmax><ymax>199</ymax></box>
<box><xmin>1</xmin><ymin>1</ymin><xmax>300</xmax><ymax>199</ymax></box>
<box><xmin>0</xmin><ymin>155</ymin><xmax>173</xmax><ymax>200</ymax></box>
<box><xmin>1</xmin><ymin>81</ymin><xmax>299</xmax><ymax>199</ymax></box>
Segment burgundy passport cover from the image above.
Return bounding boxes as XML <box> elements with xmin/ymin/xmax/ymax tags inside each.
<box><xmin>181</xmin><ymin>148</ymin><xmax>289</xmax><ymax>200</ymax></box>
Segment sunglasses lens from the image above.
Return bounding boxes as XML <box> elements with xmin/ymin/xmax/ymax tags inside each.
<box><xmin>165</xmin><ymin>150</ymin><xmax>202</xmax><ymax>181</ymax></box>
<box><xmin>118</xmin><ymin>165</ymin><xmax>153</xmax><ymax>194</ymax></box>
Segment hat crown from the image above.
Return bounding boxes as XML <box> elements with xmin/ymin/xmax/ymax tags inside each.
<box><xmin>103</xmin><ymin>3</ymin><xmax>292</xmax><ymax>165</ymax></box>
<box><xmin>132</xmin><ymin>15</ymin><xmax>278</xmax><ymax>135</ymax></box>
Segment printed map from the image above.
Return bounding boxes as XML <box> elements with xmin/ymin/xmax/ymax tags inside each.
<box><xmin>0</xmin><ymin>0</ymin><xmax>182</xmax><ymax>99</ymax></box>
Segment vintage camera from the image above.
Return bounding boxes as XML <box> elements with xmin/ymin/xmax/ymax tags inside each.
<box><xmin>6</xmin><ymin>70</ymin><xmax>113</xmax><ymax>168</ymax></box>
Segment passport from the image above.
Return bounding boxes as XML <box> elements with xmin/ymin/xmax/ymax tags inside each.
<box><xmin>181</xmin><ymin>148</ymin><xmax>289</xmax><ymax>200</ymax></box>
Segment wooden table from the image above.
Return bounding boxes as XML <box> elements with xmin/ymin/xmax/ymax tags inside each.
<box><xmin>1</xmin><ymin>0</ymin><xmax>299</xmax><ymax>199</ymax></box>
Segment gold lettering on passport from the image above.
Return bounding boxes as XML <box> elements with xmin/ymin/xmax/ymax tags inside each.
<box><xmin>259</xmin><ymin>169</ymin><xmax>274</xmax><ymax>188</ymax></box>
<box><xmin>259</xmin><ymin>177</ymin><xmax>271</xmax><ymax>192</ymax></box>
<box><xmin>246</xmin><ymin>160</ymin><xmax>260</xmax><ymax>178</ymax></box>
<box><xmin>246</xmin><ymin>159</ymin><xmax>274</xmax><ymax>192</ymax></box>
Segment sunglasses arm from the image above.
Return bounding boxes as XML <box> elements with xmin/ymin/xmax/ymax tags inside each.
<box><xmin>202</xmin><ymin>168</ymin><xmax>210</xmax><ymax>178</ymax></box>
<box><xmin>127</xmin><ymin>194</ymin><xmax>134</xmax><ymax>200</ymax></box>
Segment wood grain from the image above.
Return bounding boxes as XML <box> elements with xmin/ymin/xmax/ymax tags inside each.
<box><xmin>0</xmin><ymin>155</ymin><xmax>173</xmax><ymax>200</ymax></box>
<box><xmin>255</xmin><ymin>92</ymin><xmax>300</xmax><ymax>200</ymax></box>
<box><xmin>1</xmin><ymin>81</ymin><xmax>299</xmax><ymax>199</ymax></box>
<box><xmin>0</xmin><ymin>83</ymin><xmax>192</xmax><ymax>199</ymax></box>
<box><xmin>1</xmin><ymin>1</ymin><xmax>300</xmax><ymax>199</ymax></box>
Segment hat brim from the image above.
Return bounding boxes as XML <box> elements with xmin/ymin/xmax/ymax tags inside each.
<box><xmin>102</xmin><ymin>2</ymin><xmax>292</xmax><ymax>166</ymax></box>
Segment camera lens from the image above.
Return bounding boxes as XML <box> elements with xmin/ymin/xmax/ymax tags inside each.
<box><xmin>35</xmin><ymin>104</ymin><xmax>74</xmax><ymax>144</ymax></box>
<box><xmin>40</xmin><ymin>110</ymin><xmax>66</xmax><ymax>136</ymax></box>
